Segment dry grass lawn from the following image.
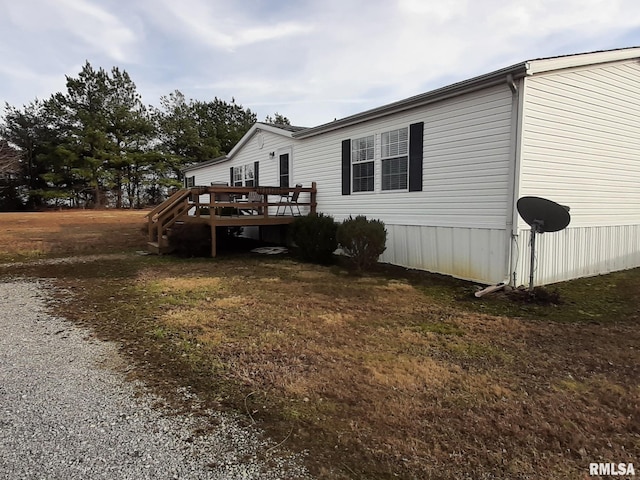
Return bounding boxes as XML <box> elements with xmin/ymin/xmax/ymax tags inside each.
<box><xmin>0</xmin><ymin>210</ymin><xmax>638</xmax><ymax>479</ymax></box>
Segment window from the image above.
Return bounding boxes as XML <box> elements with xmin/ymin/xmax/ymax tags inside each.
<box><xmin>381</xmin><ymin>127</ymin><xmax>408</xmax><ymax>190</ymax></box>
<box><xmin>244</xmin><ymin>163</ymin><xmax>255</xmax><ymax>187</ymax></box>
<box><xmin>231</xmin><ymin>163</ymin><xmax>254</xmax><ymax>187</ymax></box>
<box><xmin>185</xmin><ymin>176</ymin><xmax>195</xmax><ymax>188</ymax></box>
<box><xmin>341</xmin><ymin>122</ymin><xmax>423</xmax><ymax>196</ymax></box>
<box><xmin>352</xmin><ymin>135</ymin><xmax>374</xmax><ymax>192</ymax></box>
<box><xmin>232</xmin><ymin>166</ymin><xmax>243</xmax><ymax>186</ymax></box>
<box><xmin>279</xmin><ymin>153</ymin><xmax>289</xmax><ymax>187</ymax></box>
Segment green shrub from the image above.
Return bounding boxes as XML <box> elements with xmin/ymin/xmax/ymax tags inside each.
<box><xmin>290</xmin><ymin>213</ymin><xmax>338</xmax><ymax>264</ymax></box>
<box><xmin>337</xmin><ymin>215</ymin><xmax>387</xmax><ymax>272</ymax></box>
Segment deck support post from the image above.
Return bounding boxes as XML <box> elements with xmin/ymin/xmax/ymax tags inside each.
<box><xmin>210</xmin><ymin>223</ymin><xmax>217</xmax><ymax>257</ymax></box>
<box><xmin>311</xmin><ymin>182</ymin><xmax>317</xmax><ymax>214</ymax></box>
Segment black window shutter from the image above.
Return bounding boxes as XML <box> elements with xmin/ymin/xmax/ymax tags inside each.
<box><xmin>230</xmin><ymin>167</ymin><xmax>234</xmax><ymax>186</ymax></box>
<box><xmin>409</xmin><ymin>122</ymin><xmax>424</xmax><ymax>192</ymax></box>
<box><xmin>254</xmin><ymin>161</ymin><xmax>259</xmax><ymax>186</ymax></box>
<box><xmin>341</xmin><ymin>139</ymin><xmax>351</xmax><ymax>195</ymax></box>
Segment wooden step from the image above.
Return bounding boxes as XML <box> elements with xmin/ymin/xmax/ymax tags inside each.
<box><xmin>147</xmin><ymin>240</ymin><xmax>174</xmax><ymax>255</ymax></box>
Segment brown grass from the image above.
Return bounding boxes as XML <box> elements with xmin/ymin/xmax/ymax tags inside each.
<box><xmin>0</xmin><ymin>210</ymin><xmax>148</xmax><ymax>261</ymax></box>
<box><xmin>0</xmin><ymin>210</ymin><xmax>638</xmax><ymax>479</ymax></box>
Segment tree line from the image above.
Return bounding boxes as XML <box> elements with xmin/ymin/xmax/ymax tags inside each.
<box><xmin>0</xmin><ymin>61</ymin><xmax>290</xmax><ymax>210</ymax></box>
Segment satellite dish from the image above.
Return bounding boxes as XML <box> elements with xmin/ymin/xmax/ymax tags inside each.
<box><xmin>517</xmin><ymin>196</ymin><xmax>570</xmax><ymax>233</ymax></box>
<box><xmin>516</xmin><ymin>196</ymin><xmax>571</xmax><ymax>291</ymax></box>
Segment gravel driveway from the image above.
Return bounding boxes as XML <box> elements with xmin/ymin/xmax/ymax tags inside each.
<box><xmin>0</xmin><ymin>279</ymin><xmax>311</xmax><ymax>479</ymax></box>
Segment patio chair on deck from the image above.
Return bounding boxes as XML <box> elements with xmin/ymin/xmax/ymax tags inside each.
<box><xmin>240</xmin><ymin>191</ymin><xmax>264</xmax><ymax>215</ymax></box>
<box><xmin>276</xmin><ymin>184</ymin><xmax>302</xmax><ymax>216</ymax></box>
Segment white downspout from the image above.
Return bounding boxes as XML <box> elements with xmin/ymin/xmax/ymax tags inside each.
<box><xmin>475</xmin><ymin>74</ymin><xmax>523</xmax><ymax>298</ymax></box>
<box><xmin>506</xmin><ymin>74</ymin><xmax>524</xmax><ymax>287</ymax></box>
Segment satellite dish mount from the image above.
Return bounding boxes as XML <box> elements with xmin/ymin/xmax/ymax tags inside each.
<box><xmin>516</xmin><ymin>197</ymin><xmax>571</xmax><ymax>292</ymax></box>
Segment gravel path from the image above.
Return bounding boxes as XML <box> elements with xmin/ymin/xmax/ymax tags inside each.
<box><xmin>0</xmin><ymin>279</ymin><xmax>311</xmax><ymax>480</ymax></box>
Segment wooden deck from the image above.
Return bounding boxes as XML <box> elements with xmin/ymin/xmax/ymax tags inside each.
<box><xmin>146</xmin><ymin>183</ymin><xmax>316</xmax><ymax>256</ymax></box>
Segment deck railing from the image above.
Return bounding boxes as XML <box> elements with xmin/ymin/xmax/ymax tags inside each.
<box><xmin>188</xmin><ymin>183</ymin><xmax>317</xmax><ymax>220</ymax></box>
<box><xmin>146</xmin><ymin>182</ymin><xmax>317</xmax><ymax>252</ymax></box>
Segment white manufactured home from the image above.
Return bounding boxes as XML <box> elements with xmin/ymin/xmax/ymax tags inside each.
<box><xmin>183</xmin><ymin>47</ymin><xmax>640</xmax><ymax>286</ymax></box>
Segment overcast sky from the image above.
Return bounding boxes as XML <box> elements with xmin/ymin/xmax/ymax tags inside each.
<box><xmin>2</xmin><ymin>0</ymin><xmax>640</xmax><ymax>127</ymax></box>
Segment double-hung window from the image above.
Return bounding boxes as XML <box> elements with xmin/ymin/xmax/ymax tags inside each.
<box><xmin>244</xmin><ymin>163</ymin><xmax>255</xmax><ymax>187</ymax></box>
<box><xmin>232</xmin><ymin>164</ymin><xmax>255</xmax><ymax>186</ymax></box>
<box><xmin>381</xmin><ymin>127</ymin><xmax>408</xmax><ymax>191</ymax></box>
<box><xmin>232</xmin><ymin>166</ymin><xmax>243</xmax><ymax>186</ymax></box>
<box><xmin>351</xmin><ymin>135</ymin><xmax>374</xmax><ymax>192</ymax></box>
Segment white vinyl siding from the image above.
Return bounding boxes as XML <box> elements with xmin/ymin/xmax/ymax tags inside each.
<box><xmin>516</xmin><ymin>60</ymin><xmax>640</xmax><ymax>284</ymax></box>
<box><xmin>188</xmin><ymin>130</ymin><xmax>293</xmax><ymax>187</ymax></box>
<box><xmin>294</xmin><ymin>84</ymin><xmax>513</xmax><ymax>229</ymax></box>
<box><xmin>291</xmin><ymin>85</ymin><xmax>514</xmax><ymax>284</ymax></box>
<box><xmin>518</xmin><ymin>61</ymin><xmax>640</xmax><ymax>227</ymax></box>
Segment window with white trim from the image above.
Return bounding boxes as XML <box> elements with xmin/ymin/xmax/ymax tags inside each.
<box><xmin>351</xmin><ymin>135</ymin><xmax>374</xmax><ymax>192</ymax></box>
<box><xmin>232</xmin><ymin>163</ymin><xmax>255</xmax><ymax>187</ymax></box>
<box><xmin>381</xmin><ymin>127</ymin><xmax>408</xmax><ymax>191</ymax></box>
<box><xmin>232</xmin><ymin>166</ymin><xmax>243</xmax><ymax>186</ymax></box>
<box><xmin>244</xmin><ymin>163</ymin><xmax>255</xmax><ymax>187</ymax></box>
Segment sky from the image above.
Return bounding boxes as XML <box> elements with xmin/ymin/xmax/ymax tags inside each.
<box><xmin>1</xmin><ymin>0</ymin><xmax>640</xmax><ymax>127</ymax></box>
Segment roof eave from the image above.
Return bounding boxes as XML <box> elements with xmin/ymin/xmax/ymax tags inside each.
<box><xmin>182</xmin><ymin>155</ymin><xmax>228</xmax><ymax>173</ymax></box>
<box><xmin>293</xmin><ymin>62</ymin><xmax>528</xmax><ymax>138</ymax></box>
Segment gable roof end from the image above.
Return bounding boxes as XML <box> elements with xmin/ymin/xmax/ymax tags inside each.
<box><xmin>183</xmin><ymin>122</ymin><xmax>304</xmax><ymax>173</ymax></box>
<box><xmin>525</xmin><ymin>46</ymin><xmax>640</xmax><ymax>75</ymax></box>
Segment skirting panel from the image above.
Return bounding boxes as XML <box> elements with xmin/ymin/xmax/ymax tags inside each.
<box><xmin>379</xmin><ymin>225</ymin><xmax>508</xmax><ymax>284</ymax></box>
<box><xmin>514</xmin><ymin>224</ymin><xmax>640</xmax><ymax>286</ymax></box>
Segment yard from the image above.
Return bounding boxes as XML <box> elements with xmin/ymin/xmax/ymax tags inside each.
<box><xmin>0</xmin><ymin>210</ymin><xmax>638</xmax><ymax>479</ymax></box>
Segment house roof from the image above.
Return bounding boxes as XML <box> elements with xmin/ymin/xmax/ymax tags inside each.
<box><xmin>182</xmin><ymin>155</ymin><xmax>227</xmax><ymax>172</ymax></box>
<box><xmin>293</xmin><ymin>46</ymin><xmax>640</xmax><ymax>139</ymax></box>
<box><xmin>184</xmin><ymin>45</ymin><xmax>640</xmax><ymax>172</ymax></box>
<box><xmin>257</xmin><ymin>122</ymin><xmax>307</xmax><ymax>133</ymax></box>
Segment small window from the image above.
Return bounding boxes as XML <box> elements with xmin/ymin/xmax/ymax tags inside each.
<box><xmin>185</xmin><ymin>176</ymin><xmax>195</xmax><ymax>188</ymax></box>
<box><xmin>244</xmin><ymin>163</ymin><xmax>255</xmax><ymax>187</ymax></box>
<box><xmin>352</xmin><ymin>135</ymin><xmax>374</xmax><ymax>192</ymax></box>
<box><xmin>381</xmin><ymin>128</ymin><xmax>408</xmax><ymax>191</ymax></box>
<box><xmin>233</xmin><ymin>166</ymin><xmax>243</xmax><ymax>186</ymax></box>
<box><xmin>279</xmin><ymin>154</ymin><xmax>289</xmax><ymax>188</ymax></box>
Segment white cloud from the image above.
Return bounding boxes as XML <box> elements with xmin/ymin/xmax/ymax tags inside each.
<box><xmin>1</xmin><ymin>0</ymin><xmax>640</xmax><ymax>127</ymax></box>
<box><xmin>3</xmin><ymin>0</ymin><xmax>137</xmax><ymax>63</ymax></box>
<box><xmin>145</xmin><ymin>0</ymin><xmax>312</xmax><ymax>51</ymax></box>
